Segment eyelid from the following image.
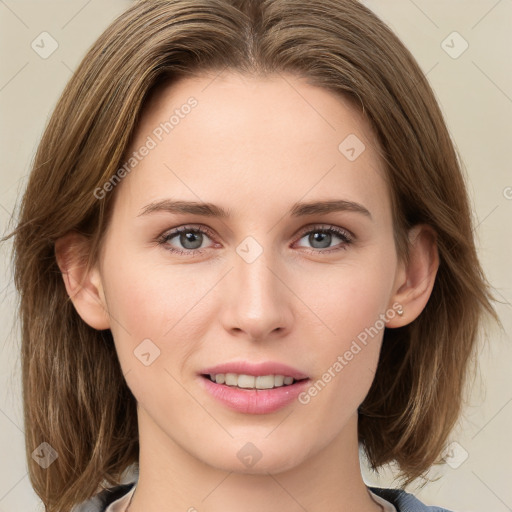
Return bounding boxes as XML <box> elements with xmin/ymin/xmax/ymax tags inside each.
<box><xmin>294</xmin><ymin>223</ymin><xmax>354</xmax><ymax>242</ymax></box>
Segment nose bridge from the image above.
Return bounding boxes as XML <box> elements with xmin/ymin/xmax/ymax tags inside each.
<box><xmin>222</xmin><ymin>238</ymin><xmax>292</xmax><ymax>339</ymax></box>
<box><xmin>237</xmin><ymin>247</ymin><xmax>278</xmax><ymax>304</ymax></box>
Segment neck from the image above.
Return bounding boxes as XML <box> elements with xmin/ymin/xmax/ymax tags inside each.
<box><xmin>128</xmin><ymin>410</ymin><xmax>382</xmax><ymax>512</ymax></box>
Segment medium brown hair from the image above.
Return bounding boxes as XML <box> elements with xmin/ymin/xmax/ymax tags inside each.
<box><xmin>5</xmin><ymin>0</ymin><xmax>498</xmax><ymax>510</ymax></box>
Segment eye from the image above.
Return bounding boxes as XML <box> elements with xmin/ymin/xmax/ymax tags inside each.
<box><xmin>294</xmin><ymin>225</ymin><xmax>353</xmax><ymax>253</ymax></box>
<box><xmin>157</xmin><ymin>225</ymin><xmax>217</xmax><ymax>255</ymax></box>
<box><xmin>157</xmin><ymin>223</ymin><xmax>354</xmax><ymax>257</ymax></box>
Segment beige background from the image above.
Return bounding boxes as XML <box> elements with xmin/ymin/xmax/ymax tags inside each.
<box><xmin>0</xmin><ymin>1</ymin><xmax>511</xmax><ymax>511</ymax></box>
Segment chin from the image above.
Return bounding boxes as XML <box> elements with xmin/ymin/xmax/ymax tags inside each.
<box><xmin>194</xmin><ymin>435</ymin><xmax>312</xmax><ymax>475</ymax></box>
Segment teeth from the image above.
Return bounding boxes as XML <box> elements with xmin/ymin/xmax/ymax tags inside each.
<box><xmin>214</xmin><ymin>373</ymin><xmax>225</xmax><ymax>384</ymax></box>
<box><xmin>238</xmin><ymin>374</ymin><xmax>255</xmax><ymax>388</ymax></box>
<box><xmin>209</xmin><ymin>373</ymin><xmax>298</xmax><ymax>389</ymax></box>
<box><xmin>225</xmin><ymin>373</ymin><xmax>238</xmax><ymax>386</ymax></box>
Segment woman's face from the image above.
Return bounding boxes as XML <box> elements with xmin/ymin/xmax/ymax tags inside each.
<box><xmin>95</xmin><ymin>71</ymin><xmax>403</xmax><ymax>473</ymax></box>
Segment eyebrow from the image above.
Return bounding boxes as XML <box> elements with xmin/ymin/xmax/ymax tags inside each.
<box><xmin>138</xmin><ymin>198</ymin><xmax>372</xmax><ymax>220</ymax></box>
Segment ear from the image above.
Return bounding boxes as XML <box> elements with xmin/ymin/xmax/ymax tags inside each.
<box><xmin>386</xmin><ymin>224</ymin><xmax>439</xmax><ymax>328</ymax></box>
<box><xmin>54</xmin><ymin>232</ymin><xmax>111</xmax><ymax>330</ymax></box>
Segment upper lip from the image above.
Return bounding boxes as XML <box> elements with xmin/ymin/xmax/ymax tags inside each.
<box><xmin>200</xmin><ymin>361</ymin><xmax>309</xmax><ymax>380</ymax></box>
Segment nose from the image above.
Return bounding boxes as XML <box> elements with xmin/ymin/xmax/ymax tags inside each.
<box><xmin>219</xmin><ymin>244</ymin><xmax>294</xmax><ymax>342</ymax></box>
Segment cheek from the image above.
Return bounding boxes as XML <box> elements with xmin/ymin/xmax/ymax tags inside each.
<box><xmin>101</xmin><ymin>260</ymin><xmax>217</xmax><ymax>416</ymax></box>
<box><xmin>101</xmin><ymin>252</ymin><xmax>218</xmax><ymax>374</ymax></box>
<box><xmin>297</xmin><ymin>248</ymin><xmax>396</xmax><ymax>410</ymax></box>
<box><xmin>306</xmin><ymin>250</ymin><xmax>396</xmax><ymax>349</ymax></box>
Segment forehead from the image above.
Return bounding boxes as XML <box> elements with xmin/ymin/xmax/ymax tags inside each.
<box><xmin>114</xmin><ymin>71</ymin><xmax>390</xmax><ymax>223</ymax></box>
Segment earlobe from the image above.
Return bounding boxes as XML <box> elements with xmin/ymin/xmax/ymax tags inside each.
<box><xmin>386</xmin><ymin>225</ymin><xmax>439</xmax><ymax>328</ymax></box>
<box><xmin>54</xmin><ymin>232</ymin><xmax>111</xmax><ymax>330</ymax></box>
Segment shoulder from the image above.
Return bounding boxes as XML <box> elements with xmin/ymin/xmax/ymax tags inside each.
<box><xmin>369</xmin><ymin>486</ymin><xmax>454</xmax><ymax>512</ymax></box>
<box><xmin>71</xmin><ymin>482</ymin><xmax>136</xmax><ymax>512</ymax></box>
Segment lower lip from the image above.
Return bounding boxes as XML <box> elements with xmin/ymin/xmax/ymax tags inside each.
<box><xmin>200</xmin><ymin>376</ymin><xmax>310</xmax><ymax>414</ymax></box>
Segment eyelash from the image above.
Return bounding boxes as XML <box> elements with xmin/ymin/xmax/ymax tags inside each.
<box><xmin>156</xmin><ymin>224</ymin><xmax>354</xmax><ymax>256</ymax></box>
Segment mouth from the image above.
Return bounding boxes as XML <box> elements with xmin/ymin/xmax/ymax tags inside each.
<box><xmin>198</xmin><ymin>362</ymin><xmax>311</xmax><ymax>414</ymax></box>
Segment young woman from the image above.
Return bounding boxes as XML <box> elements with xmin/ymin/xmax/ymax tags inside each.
<box><xmin>7</xmin><ymin>0</ymin><xmax>497</xmax><ymax>511</ymax></box>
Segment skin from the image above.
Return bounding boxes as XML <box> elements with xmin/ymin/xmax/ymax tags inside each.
<box><xmin>56</xmin><ymin>70</ymin><xmax>439</xmax><ymax>512</ymax></box>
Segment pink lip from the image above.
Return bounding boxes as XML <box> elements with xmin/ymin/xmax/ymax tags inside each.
<box><xmin>200</xmin><ymin>361</ymin><xmax>309</xmax><ymax>380</ymax></box>
<box><xmin>199</xmin><ymin>361</ymin><xmax>310</xmax><ymax>415</ymax></box>
<box><xmin>199</xmin><ymin>377</ymin><xmax>310</xmax><ymax>414</ymax></box>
